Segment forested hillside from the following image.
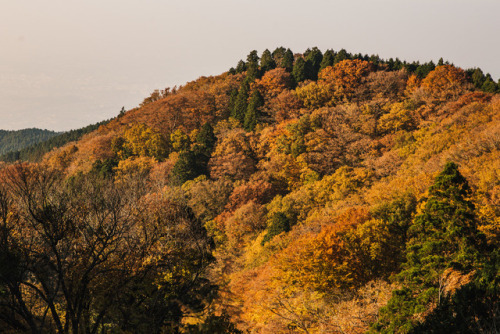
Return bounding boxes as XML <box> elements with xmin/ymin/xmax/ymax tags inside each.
<box><xmin>0</xmin><ymin>47</ymin><xmax>498</xmax><ymax>333</ymax></box>
<box><xmin>0</xmin><ymin>120</ymin><xmax>110</xmax><ymax>162</ymax></box>
<box><xmin>0</xmin><ymin>128</ymin><xmax>59</xmax><ymax>155</ymax></box>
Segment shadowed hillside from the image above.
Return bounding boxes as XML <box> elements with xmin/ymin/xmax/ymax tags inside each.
<box><xmin>0</xmin><ymin>128</ymin><xmax>60</xmax><ymax>155</ymax></box>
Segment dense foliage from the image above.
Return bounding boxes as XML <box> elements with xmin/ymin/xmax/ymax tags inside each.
<box><xmin>0</xmin><ymin>47</ymin><xmax>499</xmax><ymax>333</ymax></box>
<box><xmin>0</xmin><ymin>128</ymin><xmax>59</xmax><ymax>155</ymax></box>
<box><xmin>0</xmin><ymin>120</ymin><xmax>109</xmax><ymax>163</ymax></box>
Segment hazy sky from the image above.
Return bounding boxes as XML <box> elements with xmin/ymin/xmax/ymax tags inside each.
<box><xmin>1</xmin><ymin>0</ymin><xmax>499</xmax><ymax>131</ymax></box>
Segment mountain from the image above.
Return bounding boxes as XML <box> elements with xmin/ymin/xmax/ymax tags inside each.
<box><xmin>0</xmin><ymin>120</ymin><xmax>110</xmax><ymax>162</ymax></box>
<box><xmin>0</xmin><ymin>48</ymin><xmax>498</xmax><ymax>333</ymax></box>
<box><xmin>0</xmin><ymin>128</ymin><xmax>60</xmax><ymax>155</ymax></box>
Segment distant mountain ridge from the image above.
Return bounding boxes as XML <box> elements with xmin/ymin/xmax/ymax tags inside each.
<box><xmin>0</xmin><ymin>128</ymin><xmax>60</xmax><ymax>156</ymax></box>
<box><xmin>0</xmin><ymin>120</ymin><xmax>110</xmax><ymax>162</ymax></box>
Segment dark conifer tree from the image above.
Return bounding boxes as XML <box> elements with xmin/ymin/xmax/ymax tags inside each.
<box><xmin>415</xmin><ymin>61</ymin><xmax>435</xmax><ymax>78</ymax></box>
<box><xmin>195</xmin><ymin>123</ymin><xmax>217</xmax><ymax>156</ymax></box>
<box><xmin>471</xmin><ymin>68</ymin><xmax>486</xmax><ymax>88</ymax></box>
<box><xmin>369</xmin><ymin>54</ymin><xmax>381</xmax><ymax>66</ymax></box>
<box><xmin>246</xmin><ymin>50</ymin><xmax>260</xmax><ymax>80</ymax></box>
<box><xmin>231</xmin><ymin>80</ymin><xmax>250</xmax><ymax>123</ymax></box>
<box><xmin>171</xmin><ymin>151</ymin><xmax>204</xmax><ymax>185</ymax></box>
<box><xmin>244</xmin><ymin>90</ymin><xmax>264</xmax><ymax>131</ymax></box>
<box><xmin>226</xmin><ymin>88</ymin><xmax>239</xmax><ymax>119</ymax></box>
<box><xmin>334</xmin><ymin>49</ymin><xmax>350</xmax><ymax>64</ymax></box>
<box><xmin>305</xmin><ymin>47</ymin><xmax>323</xmax><ymax>80</ymax></box>
<box><xmin>235</xmin><ymin>60</ymin><xmax>246</xmax><ymax>73</ymax></box>
<box><xmin>281</xmin><ymin>48</ymin><xmax>294</xmax><ymax>72</ymax></box>
<box><xmin>292</xmin><ymin>57</ymin><xmax>307</xmax><ymax>84</ymax></box>
<box><xmin>481</xmin><ymin>76</ymin><xmax>498</xmax><ymax>93</ymax></box>
<box><xmin>372</xmin><ymin>162</ymin><xmax>485</xmax><ymax>333</ymax></box>
<box><xmin>394</xmin><ymin>58</ymin><xmax>403</xmax><ymax>70</ymax></box>
<box><xmin>260</xmin><ymin>49</ymin><xmax>276</xmax><ymax>73</ymax></box>
<box><xmin>319</xmin><ymin>49</ymin><xmax>335</xmax><ymax>71</ymax></box>
<box><xmin>272</xmin><ymin>47</ymin><xmax>286</xmax><ymax>66</ymax></box>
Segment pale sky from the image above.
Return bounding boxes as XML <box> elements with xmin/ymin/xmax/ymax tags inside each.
<box><xmin>1</xmin><ymin>0</ymin><xmax>499</xmax><ymax>131</ymax></box>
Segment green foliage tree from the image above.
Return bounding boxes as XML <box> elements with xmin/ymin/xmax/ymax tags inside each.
<box><xmin>246</xmin><ymin>50</ymin><xmax>260</xmax><ymax>80</ymax></box>
<box><xmin>281</xmin><ymin>48</ymin><xmax>295</xmax><ymax>72</ymax></box>
<box><xmin>260</xmin><ymin>49</ymin><xmax>276</xmax><ymax>73</ymax></box>
<box><xmin>244</xmin><ymin>90</ymin><xmax>264</xmax><ymax>131</ymax></box>
<box><xmin>235</xmin><ymin>60</ymin><xmax>246</xmax><ymax>73</ymax></box>
<box><xmin>292</xmin><ymin>57</ymin><xmax>308</xmax><ymax>84</ymax></box>
<box><xmin>333</xmin><ymin>48</ymin><xmax>350</xmax><ymax>64</ymax></box>
<box><xmin>481</xmin><ymin>75</ymin><xmax>498</xmax><ymax>93</ymax></box>
<box><xmin>470</xmin><ymin>68</ymin><xmax>486</xmax><ymax>88</ymax></box>
<box><xmin>171</xmin><ymin>150</ymin><xmax>208</xmax><ymax>185</ymax></box>
<box><xmin>231</xmin><ymin>79</ymin><xmax>250</xmax><ymax>123</ymax></box>
<box><xmin>319</xmin><ymin>49</ymin><xmax>335</xmax><ymax>71</ymax></box>
<box><xmin>372</xmin><ymin>162</ymin><xmax>485</xmax><ymax>333</ymax></box>
<box><xmin>262</xmin><ymin>212</ymin><xmax>290</xmax><ymax>244</ymax></box>
<box><xmin>304</xmin><ymin>47</ymin><xmax>323</xmax><ymax>80</ymax></box>
<box><xmin>415</xmin><ymin>61</ymin><xmax>436</xmax><ymax>78</ymax></box>
<box><xmin>195</xmin><ymin>123</ymin><xmax>217</xmax><ymax>155</ymax></box>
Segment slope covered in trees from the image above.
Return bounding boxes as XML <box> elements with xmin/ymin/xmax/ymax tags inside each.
<box><xmin>0</xmin><ymin>47</ymin><xmax>498</xmax><ymax>333</ymax></box>
<box><xmin>0</xmin><ymin>128</ymin><xmax>60</xmax><ymax>156</ymax></box>
<box><xmin>0</xmin><ymin>120</ymin><xmax>110</xmax><ymax>162</ymax></box>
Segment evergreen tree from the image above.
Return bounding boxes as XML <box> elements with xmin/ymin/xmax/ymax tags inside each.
<box><xmin>470</xmin><ymin>68</ymin><xmax>485</xmax><ymax>88</ymax></box>
<box><xmin>481</xmin><ymin>74</ymin><xmax>498</xmax><ymax>93</ymax></box>
<box><xmin>394</xmin><ymin>58</ymin><xmax>403</xmax><ymax>70</ymax></box>
<box><xmin>369</xmin><ymin>54</ymin><xmax>381</xmax><ymax>66</ymax></box>
<box><xmin>244</xmin><ymin>90</ymin><xmax>264</xmax><ymax>131</ymax></box>
<box><xmin>246</xmin><ymin>50</ymin><xmax>260</xmax><ymax>80</ymax></box>
<box><xmin>372</xmin><ymin>162</ymin><xmax>484</xmax><ymax>333</ymax></box>
<box><xmin>415</xmin><ymin>61</ymin><xmax>435</xmax><ymax>78</ymax></box>
<box><xmin>195</xmin><ymin>123</ymin><xmax>217</xmax><ymax>156</ymax></box>
<box><xmin>319</xmin><ymin>49</ymin><xmax>335</xmax><ymax>71</ymax></box>
<box><xmin>171</xmin><ymin>151</ymin><xmax>206</xmax><ymax>185</ymax></box>
<box><xmin>305</xmin><ymin>47</ymin><xmax>323</xmax><ymax>80</ymax></box>
<box><xmin>334</xmin><ymin>49</ymin><xmax>350</xmax><ymax>64</ymax></box>
<box><xmin>272</xmin><ymin>46</ymin><xmax>286</xmax><ymax>66</ymax></box>
<box><xmin>231</xmin><ymin>80</ymin><xmax>250</xmax><ymax>123</ymax></box>
<box><xmin>292</xmin><ymin>57</ymin><xmax>307</xmax><ymax>84</ymax></box>
<box><xmin>281</xmin><ymin>48</ymin><xmax>294</xmax><ymax>72</ymax></box>
<box><xmin>235</xmin><ymin>60</ymin><xmax>246</xmax><ymax>73</ymax></box>
<box><xmin>260</xmin><ymin>49</ymin><xmax>276</xmax><ymax>73</ymax></box>
<box><xmin>226</xmin><ymin>88</ymin><xmax>239</xmax><ymax>119</ymax></box>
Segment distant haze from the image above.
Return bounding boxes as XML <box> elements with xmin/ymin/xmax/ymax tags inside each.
<box><xmin>1</xmin><ymin>0</ymin><xmax>499</xmax><ymax>131</ymax></box>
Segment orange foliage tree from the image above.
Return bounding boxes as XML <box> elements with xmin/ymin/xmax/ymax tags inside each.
<box><xmin>421</xmin><ymin>65</ymin><xmax>467</xmax><ymax>100</ymax></box>
<box><xmin>319</xmin><ymin>59</ymin><xmax>374</xmax><ymax>102</ymax></box>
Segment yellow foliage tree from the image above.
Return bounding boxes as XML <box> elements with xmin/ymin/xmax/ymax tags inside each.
<box><xmin>121</xmin><ymin>123</ymin><xmax>168</xmax><ymax>159</ymax></box>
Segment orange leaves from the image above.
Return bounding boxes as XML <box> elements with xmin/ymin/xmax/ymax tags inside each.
<box><xmin>319</xmin><ymin>59</ymin><xmax>374</xmax><ymax>102</ymax></box>
<box><xmin>405</xmin><ymin>74</ymin><xmax>421</xmax><ymax>96</ymax></box>
<box><xmin>253</xmin><ymin>68</ymin><xmax>293</xmax><ymax>99</ymax></box>
<box><xmin>270</xmin><ymin>207</ymin><xmax>371</xmax><ymax>292</ymax></box>
<box><xmin>294</xmin><ymin>59</ymin><xmax>374</xmax><ymax>109</ymax></box>
<box><xmin>209</xmin><ymin>129</ymin><xmax>256</xmax><ymax>181</ymax></box>
<box><xmin>421</xmin><ymin>65</ymin><xmax>467</xmax><ymax>100</ymax></box>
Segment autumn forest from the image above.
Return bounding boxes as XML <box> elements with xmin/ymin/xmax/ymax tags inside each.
<box><xmin>0</xmin><ymin>47</ymin><xmax>499</xmax><ymax>333</ymax></box>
